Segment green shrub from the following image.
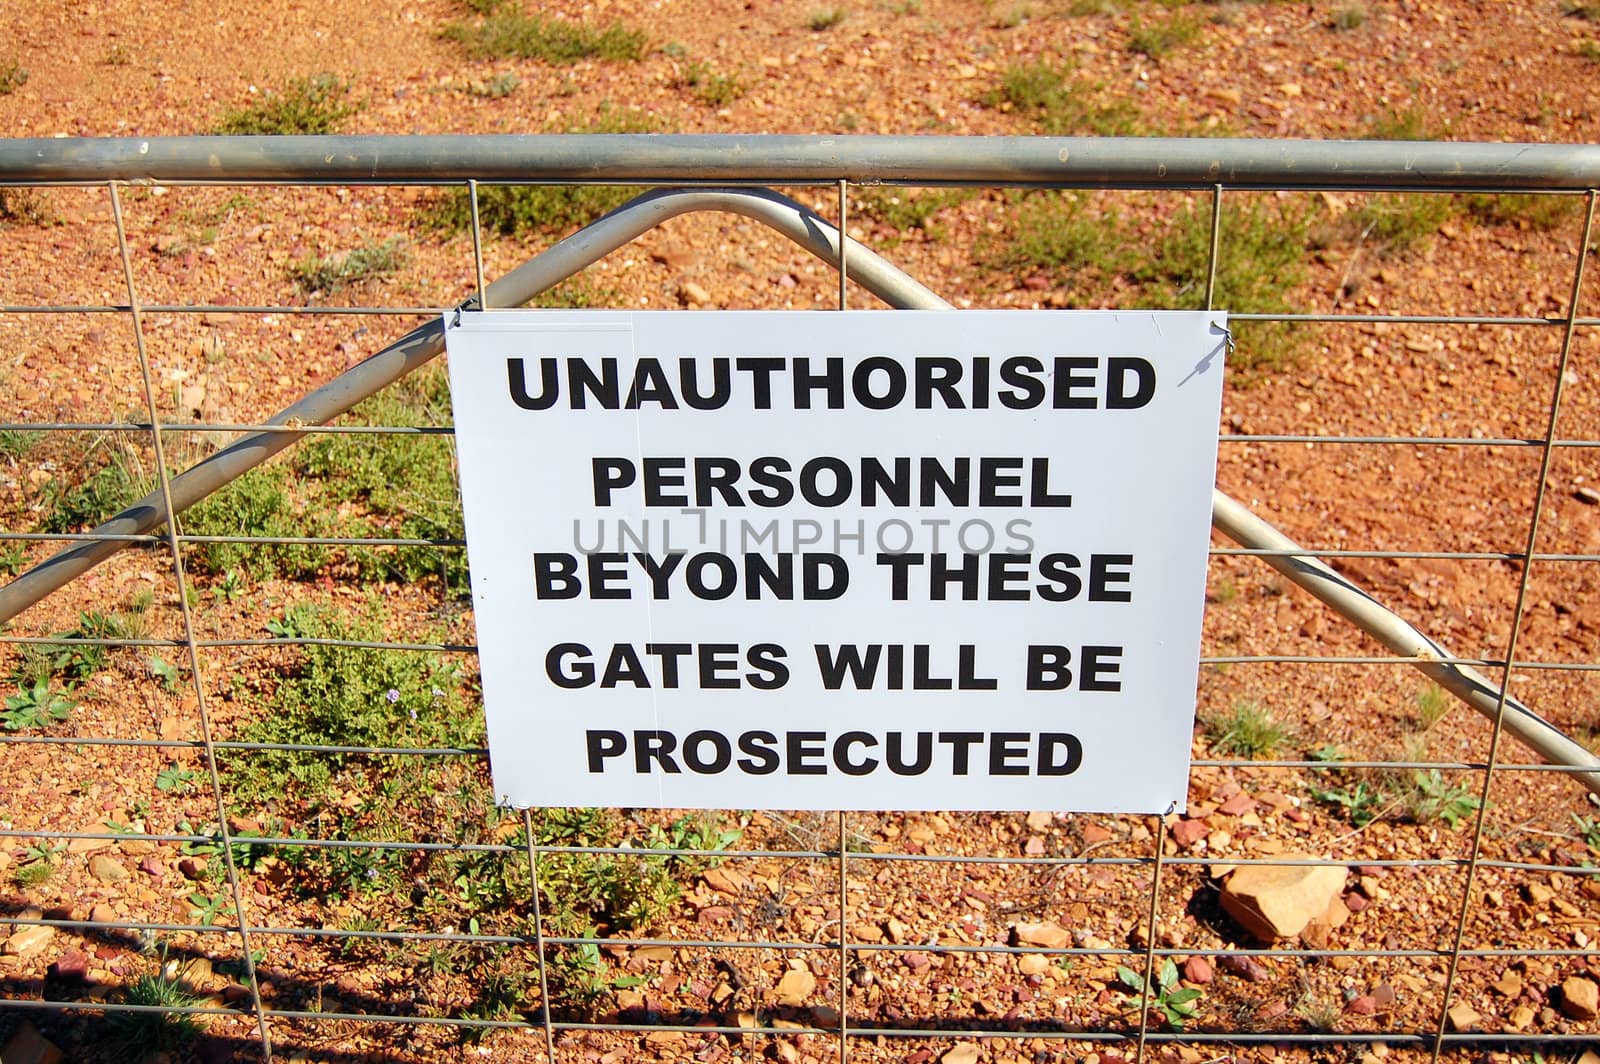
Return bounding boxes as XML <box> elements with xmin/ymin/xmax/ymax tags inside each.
<box><xmin>1204</xmin><ymin>700</ymin><xmax>1290</xmax><ymax>758</ymax></box>
<box><xmin>427</xmin><ymin>113</ymin><xmax>654</xmax><ymax>238</ymax></box>
<box><xmin>215</xmin><ymin>74</ymin><xmax>361</xmax><ymax>135</ymax></box>
<box><xmin>980</xmin><ymin>61</ymin><xmax>1142</xmax><ymax>135</ymax></box>
<box><xmin>1127</xmin><ymin>13</ymin><xmax>1202</xmax><ymax>58</ymax></box>
<box><xmin>289</xmin><ymin>238</ymin><xmax>408</xmax><ymax>293</ymax></box>
<box><xmin>807</xmin><ymin>7</ymin><xmax>848</xmax><ymax>29</ymax></box>
<box><xmin>678</xmin><ymin>61</ymin><xmax>746</xmax><ymax>107</ymax></box>
<box><xmin>854</xmin><ymin>187</ymin><xmax>973</xmax><ymax>240</ymax></box>
<box><xmin>0</xmin><ymin>61</ymin><xmax>27</xmax><ymax>95</ymax></box>
<box><xmin>37</xmin><ymin>456</ymin><xmax>144</xmax><ymax>533</ymax></box>
<box><xmin>1465</xmin><ymin>193</ymin><xmax>1583</xmax><ymax>231</ymax></box>
<box><xmin>441</xmin><ymin>9</ymin><xmax>647</xmax><ymax>62</ymax></box>
<box><xmin>182</xmin><ymin>463</ymin><xmax>332</xmax><ymax>580</ymax></box>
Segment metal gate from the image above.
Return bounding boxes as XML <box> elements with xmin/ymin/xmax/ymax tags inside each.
<box><xmin>1</xmin><ymin>135</ymin><xmax>1598</xmax><ymax>1062</ymax></box>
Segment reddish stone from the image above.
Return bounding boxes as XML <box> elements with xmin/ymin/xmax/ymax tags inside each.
<box><xmin>1081</xmin><ymin>824</ymin><xmax>1114</xmax><ymax>844</ymax></box>
<box><xmin>1346</xmin><ymin>995</ymin><xmax>1377</xmax><ymax>1015</ymax></box>
<box><xmin>138</xmin><ymin>856</ymin><xmax>166</xmax><ymax>878</ymax></box>
<box><xmin>1170</xmin><ymin>819</ymin><xmax>1210</xmax><ymax>848</ymax></box>
<box><xmin>48</xmin><ymin>950</ymin><xmax>90</xmax><ymax>981</ymax></box>
<box><xmin>1217</xmin><ymin>794</ymin><xmax>1257</xmax><ymax>816</ymax></box>
<box><xmin>178</xmin><ymin>857</ymin><xmax>208</xmax><ymax>880</ymax></box>
<box><xmin>1182</xmin><ymin>955</ymin><xmax>1214</xmax><ymax>985</ymax></box>
<box><xmin>1255</xmin><ymin>999</ymin><xmax>1289</xmax><ymax>1021</ymax></box>
<box><xmin>902</xmin><ymin>951</ymin><xmax>932</xmax><ymax>973</ymax></box>
<box><xmin>695</xmin><ymin>906</ymin><xmax>734</xmax><ymax>926</ymax></box>
<box><xmin>1343</xmin><ymin>891</ymin><xmax>1368</xmax><ymax>913</ymax></box>
<box><xmin>1219</xmin><ymin>954</ymin><xmax>1272</xmax><ymax>983</ymax></box>
<box><xmin>1371</xmin><ymin>984</ymin><xmax>1398</xmax><ymax>1007</ymax></box>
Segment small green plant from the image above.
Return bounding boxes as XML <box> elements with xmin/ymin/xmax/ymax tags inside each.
<box><xmin>1309</xmin><ymin>780</ymin><xmax>1384</xmax><ymax>827</ymax></box>
<box><xmin>1465</xmin><ymin>193</ymin><xmax>1582</xmax><ymax>231</ymax></box>
<box><xmin>1127</xmin><ymin>13</ymin><xmax>1202</xmax><ymax>58</ymax></box>
<box><xmin>0</xmin><ymin>61</ymin><xmax>27</xmax><ymax>95</ymax></box>
<box><xmin>854</xmin><ymin>187</ymin><xmax>973</xmax><ymax>240</ymax></box>
<box><xmin>677</xmin><ymin>62</ymin><xmax>746</xmax><ymax>107</ymax></box>
<box><xmin>1413</xmin><ymin>683</ymin><xmax>1451</xmax><ymax>730</ymax></box>
<box><xmin>187</xmin><ymin>890</ymin><xmax>235</xmax><ymax>926</ymax></box>
<box><xmin>807</xmin><ymin>7</ymin><xmax>848</xmax><ymax>30</ymax></box>
<box><xmin>110</xmin><ymin>964</ymin><xmax>204</xmax><ymax>1050</ymax></box>
<box><xmin>464</xmin><ymin>72</ymin><xmax>521</xmax><ymax>98</ymax></box>
<box><xmin>1326</xmin><ymin>4</ymin><xmax>1366</xmax><ymax>29</ymax></box>
<box><xmin>1205</xmin><ymin>700</ymin><xmax>1289</xmax><ymax>759</ymax></box>
<box><xmin>0</xmin><ymin>428</ymin><xmax>40</xmax><ymax>459</ymax></box>
<box><xmin>3</xmin><ymin>679</ymin><xmax>78</xmax><ymax>730</ymax></box>
<box><xmin>0</xmin><ymin>188</ymin><xmax>48</xmax><ymax>225</ymax></box>
<box><xmin>37</xmin><ymin>455</ymin><xmax>144</xmax><ymax>534</ymax></box>
<box><xmin>0</xmin><ymin>542</ymin><xmax>26</xmax><ymax>576</ymax></box>
<box><xmin>441</xmin><ymin>9</ymin><xmax>647</xmax><ymax>62</ymax></box>
<box><xmin>1118</xmin><ymin>959</ymin><xmax>1203</xmax><ymax>1030</ymax></box>
<box><xmin>642</xmin><ymin>813</ymin><xmax>743</xmax><ymax>876</ymax></box>
<box><xmin>980</xmin><ymin>61</ymin><xmax>1142</xmax><ymax>136</ymax></box>
<box><xmin>1363</xmin><ymin>104</ymin><xmax>1437</xmax><ymax>141</ymax></box>
<box><xmin>156</xmin><ymin>764</ymin><xmax>198</xmax><ymax>794</ymax></box>
<box><xmin>1572</xmin><ymin>814</ymin><xmax>1600</xmax><ymax>850</ymax></box>
<box><xmin>102</xmin><ymin>43</ymin><xmax>132</xmax><ymax>66</ymax></box>
<box><xmin>289</xmin><ymin>237</ymin><xmax>408</xmax><ymax>293</ymax></box>
<box><xmin>1401</xmin><ymin>770</ymin><xmax>1482</xmax><ymax>828</ymax></box>
<box><xmin>1330</xmin><ymin>193</ymin><xmax>1455</xmax><ymax>257</ymax></box>
<box><xmin>148</xmin><ymin>654</ymin><xmax>182</xmax><ymax>695</ymax></box>
<box><xmin>215</xmin><ymin>74</ymin><xmax>361</xmax><ymax>135</ymax></box>
<box><xmin>1580</xmin><ymin>38</ymin><xmax>1600</xmax><ymax>61</ymax></box>
<box><xmin>12</xmin><ymin>842</ymin><xmax>63</xmax><ymax>888</ymax></box>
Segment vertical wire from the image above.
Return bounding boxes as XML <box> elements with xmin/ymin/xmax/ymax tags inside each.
<box><xmin>524</xmin><ymin>807</ymin><xmax>558</xmax><ymax>1063</ymax></box>
<box><xmin>469</xmin><ymin>179</ymin><xmax>488</xmax><ymax>310</ymax></box>
<box><xmin>1133</xmin><ymin>809</ymin><xmax>1172</xmax><ymax>1063</ymax></box>
<box><xmin>1203</xmin><ymin>185</ymin><xmax>1224</xmax><ymax>311</ymax></box>
<box><xmin>1428</xmin><ymin>188</ymin><xmax>1598</xmax><ymax>1063</ymax></box>
<box><xmin>109</xmin><ymin>180</ymin><xmax>273</xmax><ymax>1060</ymax></box>
<box><xmin>837</xmin><ymin>809</ymin><xmax>850</xmax><ymax>1064</ymax></box>
<box><xmin>838</xmin><ymin>179</ymin><xmax>849</xmax><ymax>311</ymax></box>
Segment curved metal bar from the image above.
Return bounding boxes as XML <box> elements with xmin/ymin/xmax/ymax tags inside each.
<box><xmin>4</xmin><ymin>135</ymin><xmax>1600</xmax><ymax>191</ymax></box>
<box><xmin>0</xmin><ymin>188</ymin><xmax>934</xmax><ymax>624</ymax></box>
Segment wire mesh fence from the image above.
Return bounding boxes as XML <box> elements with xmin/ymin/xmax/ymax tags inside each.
<box><xmin>0</xmin><ymin>136</ymin><xmax>1598</xmax><ymax>1063</ymax></box>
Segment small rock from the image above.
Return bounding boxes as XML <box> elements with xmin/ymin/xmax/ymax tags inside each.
<box><xmin>1011</xmin><ymin>921</ymin><xmax>1070</xmax><ymax>949</ymax></box>
<box><xmin>1254</xmin><ymin>999</ymin><xmax>1288</xmax><ymax>1021</ymax></box>
<box><xmin>89</xmin><ymin>903</ymin><xmax>116</xmax><ymax>926</ymax></box>
<box><xmin>1170</xmin><ymin>819</ymin><xmax>1209</xmax><ymax>848</ymax></box>
<box><xmin>89</xmin><ymin>854</ymin><xmax>130</xmax><ymax>884</ymax></box>
<box><xmin>179</xmin><ymin>857</ymin><xmax>208</xmax><ymax>880</ymax></box>
<box><xmin>1081</xmin><ymin>824</ymin><xmax>1114</xmax><ymax>844</ymax></box>
<box><xmin>773</xmin><ymin>966</ymin><xmax>816</xmax><ymax>1006</ymax></box>
<box><xmin>1023</xmin><ymin>836</ymin><xmax>1045</xmax><ymax>855</ymax></box>
<box><xmin>1525</xmin><ymin>881</ymin><xmax>1555</xmax><ymax>906</ymax></box>
<box><xmin>702</xmin><ymin>866</ymin><xmax>745</xmax><ymax>895</ymax></box>
<box><xmin>678</xmin><ymin>280</ymin><xmax>712</xmax><ymax>306</ymax></box>
<box><xmin>1219</xmin><ymin>855</ymin><xmax>1347</xmax><ymax>941</ymax></box>
<box><xmin>4</xmin><ymin>924</ymin><xmax>56</xmax><ymax>957</ymax></box>
<box><xmin>940</xmin><ymin>1044</ymin><xmax>981</xmax><ymax>1064</ymax></box>
<box><xmin>1507</xmin><ymin>1004</ymin><xmax>1536</xmax><ymax>1030</ymax></box>
<box><xmin>1217</xmin><ymin>794</ymin><xmax>1257</xmax><ymax>816</ymax></box>
<box><xmin>139</xmin><ymin>856</ymin><xmax>166</xmax><ymax>878</ymax></box>
<box><xmin>0</xmin><ymin>1021</ymin><xmax>64</xmax><ymax>1064</ymax></box>
<box><xmin>222</xmin><ymin>982</ymin><xmax>253</xmax><ymax>1005</ymax></box>
<box><xmin>1346</xmin><ymin>995</ymin><xmax>1377</xmax><ymax>1015</ymax></box>
<box><xmin>1218</xmin><ymin>954</ymin><xmax>1272</xmax><ymax>983</ymax></box>
<box><xmin>1181</xmin><ymin>956</ymin><xmax>1213</xmax><ymax>984</ymax></box>
<box><xmin>1370</xmin><ymin>983</ymin><xmax>1397</xmax><ymax>1007</ymax></box>
<box><xmin>48</xmin><ymin>950</ymin><xmax>90</xmax><ymax>980</ymax></box>
<box><xmin>1575</xmin><ymin>486</ymin><xmax>1600</xmax><ymax>506</ymax></box>
<box><xmin>885</xmin><ymin>917</ymin><xmax>909</xmax><ymax>943</ymax></box>
<box><xmin>903</xmin><ymin>951</ymin><xmax>932</xmax><ymax>973</ymax></box>
<box><xmin>1561</xmin><ymin>975</ymin><xmax>1599</xmax><ymax>1021</ymax></box>
<box><xmin>1492</xmin><ymin>972</ymin><xmax>1524</xmax><ymax>997</ymax></box>
<box><xmin>1024</xmin><ymin>811</ymin><xmax>1052</xmax><ymax>831</ymax></box>
<box><xmin>1018</xmin><ymin>954</ymin><xmax>1050</xmax><ymax>976</ymax></box>
<box><xmin>1445</xmin><ymin>1001</ymin><xmax>1481</xmax><ymax>1032</ymax></box>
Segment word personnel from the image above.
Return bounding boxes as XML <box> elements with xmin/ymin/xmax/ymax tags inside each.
<box><xmin>586</xmin><ymin>728</ymin><xmax>1085</xmax><ymax>778</ymax></box>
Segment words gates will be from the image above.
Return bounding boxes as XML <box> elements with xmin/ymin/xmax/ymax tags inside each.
<box><xmin>444</xmin><ymin>310</ymin><xmax>1227</xmax><ymax>812</ymax></box>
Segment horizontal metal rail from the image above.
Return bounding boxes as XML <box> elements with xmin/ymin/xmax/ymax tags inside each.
<box><xmin>5</xmin><ymin>135</ymin><xmax>1600</xmax><ymax>190</ymax></box>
